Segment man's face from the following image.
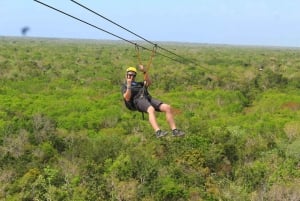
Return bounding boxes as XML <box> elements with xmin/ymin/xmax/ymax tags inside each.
<box><xmin>127</xmin><ymin>71</ymin><xmax>136</xmax><ymax>80</ymax></box>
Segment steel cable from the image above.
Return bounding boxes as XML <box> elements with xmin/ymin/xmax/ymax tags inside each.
<box><xmin>34</xmin><ymin>0</ymin><xmax>217</xmax><ymax>74</ymax></box>
<box><xmin>34</xmin><ymin>0</ymin><xmax>185</xmax><ymax>64</ymax></box>
<box><xmin>70</xmin><ymin>0</ymin><xmax>194</xmax><ymax>64</ymax></box>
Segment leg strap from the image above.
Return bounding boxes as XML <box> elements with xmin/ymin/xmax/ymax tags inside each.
<box><xmin>141</xmin><ymin>112</ymin><xmax>145</xmax><ymax>120</ymax></box>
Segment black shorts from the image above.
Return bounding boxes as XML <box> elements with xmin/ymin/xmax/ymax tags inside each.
<box><xmin>134</xmin><ymin>96</ymin><xmax>163</xmax><ymax>113</ymax></box>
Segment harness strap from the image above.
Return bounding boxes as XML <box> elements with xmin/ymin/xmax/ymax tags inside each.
<box><xmin>144</xmin><ymin>44</ymin><xmax>157</xmax><ymax>78</ymax></box>
<box><xmin>141</xmin><ymin>112</ymin><xmax>145</xmax><ymax>120</ymax></box>
<box><xmin>135</xmin><ymin>44</ymin><xmax>157</xmax><ymax>99</ymax></box>
<box><xmin>134</xmin><ymin>44</ymin><xmax>157</xmax><ymax>121</ymax></box>
<box><xmin>135</xmin><ymin>44</ymin><xmax>157</xmax><ymax>77</ymax></box>
<box><xmin>135</xmin><ymin>44</ymin><xmax>142</xmax><ymax>67</ymax></box>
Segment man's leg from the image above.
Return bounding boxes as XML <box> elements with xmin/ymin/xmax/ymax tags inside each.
<box><xmin>136</xmin><ymin>98</ymin><xmax>161</xmax><ymax>132</ymax></box>
<box><xmin>135</xmin><ymin>98</ymin><xmax>168</xmax><ymax>137</ymax></box>
<box><xmin>159</xmin><ymin>103</ymin><xmax>185</xmax><ymax>136</ymax></box>
<box><xmin>159</xmin><ymin>103</ymin><xmax>176</xmax><ymax>130</ymax></box>
<box><xmin>147</xmin><ymin>106</ymin><xmax>160</xmax><ymax>131</ymax></box>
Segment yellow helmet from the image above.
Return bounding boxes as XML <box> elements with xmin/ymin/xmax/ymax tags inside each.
<box><xmin>126</xmin><ymin>67</ymin><xmax>137</xmax><ymax>73</ymax></box>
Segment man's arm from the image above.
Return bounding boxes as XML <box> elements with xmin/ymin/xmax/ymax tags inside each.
<box><xmin>138</xmin><ymin>64</ymin><xmax>152</xmax><ymax>87</ymax></box>
<box><xmin>123</xmin><ymin>84</ymin><xmax>132</xmax><ymax>101</ymax></box>
<box><xmin>144</xmin><ymin>71</ymin><xmax>152</xmax><ymax>87</ymax></box>
<box><xmin>123</xmin><ymin>74</ymin><xmax>133</xmax><ymax>101</ymax></box>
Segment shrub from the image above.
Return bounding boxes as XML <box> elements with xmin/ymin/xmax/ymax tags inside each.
<box><xmin>156</xmin><ymin>177</ymin><xmax>187</xmax><ymax>201</ymax></box>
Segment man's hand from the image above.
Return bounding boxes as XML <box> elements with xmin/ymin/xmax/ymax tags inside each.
<box><xmin>138</xmin><ymin>64</ymin><xmax>146</xmax><ymax>73</ymax></box>
<box><xmin>124</xmin><ymin>74</ymin><xmax>133</xmax><ymax>101</ymax></box>
<box><xmin>126</xmin><ymin>74</ymin><xmax>133</xmax><ymax>85</ymax></box>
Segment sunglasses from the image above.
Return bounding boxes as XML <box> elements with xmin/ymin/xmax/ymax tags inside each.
<box><xmin>127</xmin><ymin>73</ymin><xmax>136</xmax><ymax>77</ymax></box>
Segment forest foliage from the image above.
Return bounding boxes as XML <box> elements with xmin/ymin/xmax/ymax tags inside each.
<box><xmin>0</xmin><ymin>37</ymin><xmax>300</xmax><ymax>201</ymax></box>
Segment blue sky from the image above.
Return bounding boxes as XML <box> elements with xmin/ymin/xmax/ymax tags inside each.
<box><xmin>1</xmin><ymin>0</ymin><xmax>300</xmax><ymax>47</ymax></box>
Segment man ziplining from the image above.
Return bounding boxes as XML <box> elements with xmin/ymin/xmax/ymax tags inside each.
<box><xmin>122</xmin><ymin>65</ymin><xmax>185</xmax><ymax>138</ymax></box>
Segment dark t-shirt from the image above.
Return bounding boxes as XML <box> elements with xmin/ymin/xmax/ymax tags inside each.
<box><xmin>122</xmin><ymin>81</ymin><xmax>145</xmax><ymax>99</ymax></box>
<box><xmin>121</xmin><ymin>81</ymin><xmax>162</xmax><ymax>112</ymax></box>
<box><xmin>122</xmin><ymin>81</ymin><xmax>147</xmax><ymax>110</ymax></box>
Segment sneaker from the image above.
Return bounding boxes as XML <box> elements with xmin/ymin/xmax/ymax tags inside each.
<box><xmin>156</xmin><ymin>130</ymin><xmax>168</xmax><ymax>138</ymax></box>
<box><xmin>172</xmin><ymin>129</ymin><xmax>185</xmax><ymax>137</ymax></box>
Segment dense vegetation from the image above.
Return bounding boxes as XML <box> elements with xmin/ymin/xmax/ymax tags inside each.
<box><xmin>0</xmin><ymin>37</ymin><xmax>299</xmax><ymax>201</ymax></box>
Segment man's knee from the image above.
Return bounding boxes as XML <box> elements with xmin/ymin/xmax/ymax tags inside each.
<box><xmin>147</xmin><ymin>106</ymin><xmax>155</xmax><ymax>113</ymax></box>
<box><xmin>160</xmin><ymin>103</ymin><xmax>172</xmax><ymax>112</ymax></box>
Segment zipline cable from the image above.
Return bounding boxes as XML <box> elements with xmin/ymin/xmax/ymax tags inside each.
<box><xmin>33</xmin><ymin>0</ymin><xmax>184</xmax><ymax>64</ymax></box>
<box><xmin>70</xmin><ymin>0</ymin><xmax>193</xmax><ymax>64</ymax></box>
<box><xmin>34</xmin><ymin>0</ymin><xmax>217</xmax><ymax>74</ymax></box>
<box><xmin>68</xmin><ymin>1</ymin><xmax>214</xmax><ymax>71</ymax></box>
<box><xmin>34</xmin><ymin>0</ymin><xmax>133</xmax><ymax>45</ymax></box>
